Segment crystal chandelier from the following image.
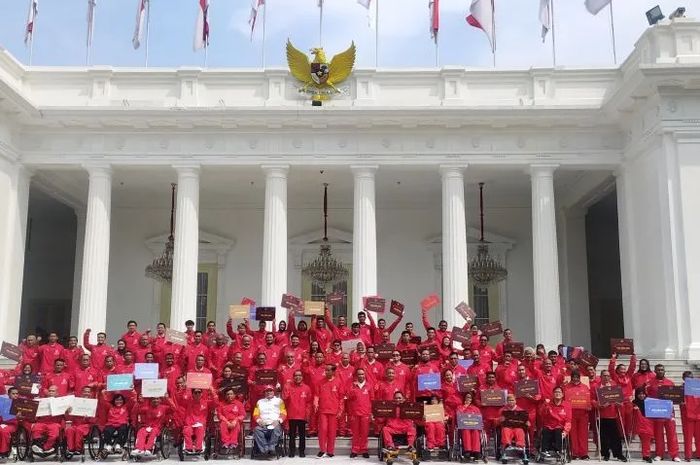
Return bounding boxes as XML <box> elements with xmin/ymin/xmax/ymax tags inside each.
<box><xmin>302</xmin><ymin>183</ymin><xmax>349</xmax><ymax>286</ymax></box>
<box><xmin>468</xmin><ymin>182</ymin><xmax>508</xmax><ymax>286</ymax></box>
<box><xmin>145</xmin><ymin>183</ymin><xmax>176</xmax><ymax>283</ymax></box>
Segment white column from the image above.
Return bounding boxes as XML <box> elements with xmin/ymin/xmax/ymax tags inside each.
<box><xmin>440</xmin><ymin>165</ymin><xmax>469</xmax><ymax>328</ymax></box>
<box><xmin>170</xmin><ymin>165</ymin><xmax>200</xmax><ymax>331</ymax></box>
<box><xmin>70</xmin><ymin>208</ymin><xmax>86</xmax><ymax>336</ymax></box>
<box><xmin>0</xmin><ymin>161</ymin><xmax>31</xmax><ymax>344</ymax></box>
<box><xmin>78</xmin><ymin>165</ymin><xmax>112</xmax><ymax>344</ymax></box>
<box><xmin>530</xmin><ymin>164</ymin><xmax>562</xmax><ymax>351</ymax></box>
<box><xmin>351</xmin><ymin>165</ymin><xmax>378</xmax><ymax>319</ymax></box>
<box><xmin>260</xmin><ymin>165</ymin><xmax>288</xmax><ymax>314</ymax></box>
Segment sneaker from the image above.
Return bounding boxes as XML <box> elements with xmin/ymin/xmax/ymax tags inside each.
<box><xmin>143</xmin><ymin>450</ymin><xmax>153</xmax><ymax>457</ymax></box>
<box><xmin>114</xmin><ymin>444</ymin><xmax>122</xmax><ymax>454</ymax></box>
<box><xmin>654</xmin><ymin>458</ymin><xmax>662</xmax><ymax>462</ymax></box>
<box><xmin>104</xmin><ymin>445</ymin><xmax>113</xmax><ymax>453</ymax></box>
<box><xmin>362</xmin><ymin>453</ymin><xmax>370</xmax><ymax>458</ymax></box>
<box><xmin>322</xmin><ymin>453</ymin><xmax>330</xmax><ymax>458</ymax></box>
<box><xmin>327</xmin><ymin>454</ymin><xmax>334</xmax><ymax>458</ymax></box>
<box><xmin>31</xmin><ymin>445</ymin><xmax>42</xmax><ymax>454</ymax></box>
<box><xmin>582</xmin><ymin>456</ymin><xmax>590</xmax><ymax>460</ymax></box>
<box><xmin>618</xmin><ymin>457</ymin><xmax>628</xmax><ymax>462</ymax></box>
<box><xmin>673</xmin><ymin>458</ymin><xmax>681</xmax><ymax>463</ymax></box>
<box><xmin>131</xmin><ymin>449</ymin><xmax>142</xmax><ymax>456</ymax></box>
<box><xmin>317</xmin><ymin>452</ymin><xmax>325</xmax><ymax>458</ymax></box>
<box><xmin>350</xmin><ymin>453</ymin><xmax>357</xmax><ymax>458</ymax></box>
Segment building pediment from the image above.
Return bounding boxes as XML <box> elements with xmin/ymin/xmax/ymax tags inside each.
<box><xmin>145</xmin><ymin>230</ymin><xmax>234</xmax><ymax>265</ymax></box>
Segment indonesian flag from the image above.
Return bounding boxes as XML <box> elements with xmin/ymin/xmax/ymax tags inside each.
<box><xmin>193</xmin><ymin>0</ymin><xmax>209</xmax><ymax>50</ymax></box>
<box><xmin>466</xmin><ymin>0</ymin><xmax>495</xmax><ymax>53</ymax></box>
<box><xmin>429</xmin><ymin>0</ymin><xmax>439</xmax><ymax>43</ymax></box>
<box><xmin>357</xmin><ymin>0</ymin><xmax>371</xmax><ymax>8</ymax></box>
<box><xmin>86</xmin><ymin>0</ymin><xmax>97</xmax><ymax>47</ymax></box>
<box><xmin>24</xmin><ymin>0</ymin><xmax>38</xmax><ymax>45</ymax></box>
<box><xmin>539</xmin><ymin>0</ymin><xmax>551</xmax><ymax>41</ymax></box>
<box><xmin>585</xmin><ymin>0</ymin><xmax>611</xmax><ymax>15</ymax></box>
<box><xmin>133</xmin><ymin>0</ymin><xmax>147</xmax><ymax>49</ymax></box>
<box><xmin>248</xmin><ymin>0</ymin><xmax>264</xmax><ymax>40</ymax></box>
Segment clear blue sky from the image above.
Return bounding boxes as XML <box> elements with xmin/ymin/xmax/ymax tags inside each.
<box><xmin>0</xmin><ymin>0</ymin><xmax>689</xmax><ymax>68</ymax></box>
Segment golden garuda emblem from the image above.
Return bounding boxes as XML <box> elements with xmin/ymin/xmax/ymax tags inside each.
<box><xmin>286</xmin><ymin>39</ymin><xmax>356</xmax><ymax>104</ymax></box>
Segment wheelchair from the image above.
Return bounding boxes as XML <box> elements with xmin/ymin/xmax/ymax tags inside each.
<box><xmin>377</xmin><ymin>428</ymin><xmax>420</xmax><ymax>465</ymax></box>
<box><xmin>0</xmin><ymin>425</ymin><xmax>29</xmax><ymax>462</ymax></box>
<box><xmin>176</xmin><ymin>423</ymin><xmax>213</xmax><ymax>461</ymax></box>
<box><xmin>87</xmin><ymin>425</ymin><xmax>132</xmax><ymax>461</ymax></box>
<box><xmin>249</xmin><ymin>424</ymin><xmax>286</xmax><ymax>460</ymax></box>
<box><xmin>126</xmin><ymin>423</ymin><xmax>172</xmax><ymax>461</ymax></box>
<box><xmin>451</xmin><ymin>424</ymin><xmax>488</xmax><ymax>463</ymax></box>
<box><xmin>417</xmin><ymin>422</ymin><xmax>451</xmax><ymax>462</ymax></box>
<box><xmin>534</xmin><ymin>429</ymin><xmax>570</xmax><ymax>465</ymax></box>
<box><xmin>26</xmin><ymin>425</ymin><xmax>66</xmax><ymax>463</ymax></box>
<box><xmin>208</xmin><ymin>415</ymin><xmax>245</xmax><ymax>460</ymax></box>
<box><xmin>494</xmin><ymin>426</ymin><xmax>530</xmax><ymax>465</ymax></box>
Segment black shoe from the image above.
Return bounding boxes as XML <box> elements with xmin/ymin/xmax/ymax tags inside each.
<box><xmin>362</xmin><ymin>453</ymin><xmax>370</xmax><ymax>459</ymax></box>
<box><xmin>643</xmin><ymin>458</ymin><xmax>653</xmax><ymax>463</ymax></box>
<box><xmin>328</xmin><ymin>454</ymin><xmax>334</xmax><ymax>458</ymax></box>
<box><xmin>603</xmin><ymin>456</ymin><xmax>610</xmax><ymax>461</ymax></box>
<box><xmin>289</xmin><ymin>452</ymin><xmax>295</xmax><ymax>458</ymax></box>
<box><xmin>350</xmin><ymin>453</ymin><xmax>357</xmax><ymax>458</ymax></box>
<box><xmin>317</xmin><ymin>452</ymin><xmax>325</xmax><ymax>458</ymax></box>
<box><xmin>300</xmin><ymin>452</ymin><xmax>306</xmax><ymax>458</ymax></box>
<box><xmin>617</xmin><ymin>457</ymin><xmax>628</xmax><ymax>463</ymax></box>
<box><xmin>581</xmin><ymin>456</ymin><xmax>590</xmax><ymax>460</ymax></box>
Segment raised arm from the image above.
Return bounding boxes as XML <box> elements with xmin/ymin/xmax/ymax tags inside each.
<box><xmin>421</xmin><ymin>309</ymin><xmax>432</xmax><ymax>332</ymax></box>
<box><xmin>385</xmin><ymin>312</ymin><xmax>404</xmax><ymax>335</ymax></box>
<box><xmin>324</xmin><ymin>307</ymin><xmax>338</xmax><ymax>333</ymax></box>
<box><xmin>83</xmin><ymin>329</ymin><xmax>95</xmax><ymax>352</ymax></box>
<box><xmin>226</xmin><ymin>319</ymin><xmax>237</xmax><ymax>341</ymax></box>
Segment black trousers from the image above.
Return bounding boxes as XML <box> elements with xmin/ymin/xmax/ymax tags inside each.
<box><xmin>600</xmin><ymin>418</ymin><xmax>623</xmax><ymax>459</ymax></box>
<box><xmin>288</xmin><ymin>420</ymin><xmax>306</xmax><ymax>455</ymax></box>
<box><xmin>103</xmin><ymin>425</ymin><xmax>129</xmax><ymax>446</ymax></box>
<box><xmin>541</xmin><ymin>428</ymin><xmax>563</xmax><ymax>452</ymax></box>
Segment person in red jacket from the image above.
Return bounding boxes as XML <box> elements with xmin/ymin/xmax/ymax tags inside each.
<box><xmin>181</xmin><ymin>332</ymin><xmax>209</xmax><ymax>371</ymax></box>
<box><xmin>324</xmin><ymin>308</ymin><xmax>352</xmax><ymax>341</ymax></box>
<box><xmin>540</xmin><ymin>386</ymin><xmax>572</xmax><ymax>456</ymax></box>
<box><xmin>647</xmin><ymin>364</ymin><xmax>681</xmax><ymax>461</ymax></box>
<box><xmin>387</xmin><ymin>350</ymin><xmax>412</xmax><ymax>392</ymax></box>
<box><xmin>497</xmin><ymin>393</ymin><xmax>528</xmax><ymax>449</ymax></box>
<box><xmin>216</xmin><ymin>388</ymin><xmax>245</xmax><ymax>454</ymax></box>
<box><xmin>258</xmin><ymin>333</ymin><xmax>282</xmax><ymax>369</ymax></box>
<box><xmin>538</xmin><ymin>359</ymin><xmax>564</xmax><ymax>402</ymax></box>
<box><xmin>73</xmin><ymin>353</ymin><xmax>100</xmax><ymax>395</ymax></box>
<box><xmin>31</xmin><ymin>385</ymin><xmax>64</xmax><ymax>454</ymax></box>
<box><xmin>359</xmin><ymin>347</ymin><xmax>384</xmax><ymax>387</ymax></box>
<box><xmin>314</xmin><ymin>364</ymin><xmax>345</xmax><ymax>457</ymax></box>
<box><xmin>413</xmin><ymin>348</ymin><xmax>441</xmax><ymax>402</ymax></box>
<box><xmin>175</xmin><ymin>388</ymin><xmax>218</xmax><ymax>454</ymax></box>
<box><xmin>477</xmin><ymin>371</ymin><xmax>503</xmax><ymax>439</ymax></box>
<box><xmin>609</xmin><ymin>352</ymin><xmax>637</xmax><ymax>438</ymax></box>
<box><xmin>563</xmin><ymin>370</ymin><xmax>591</xmax><ymax>459</ymax></box>
<box><xmin>475</xmin><ymin>335</ymin><xmax>497</xmax><ymax>370</ymax></box>
<box><xmin>120</xmin><ymin>321</ymin><xmax>141</xmax><ymax>352</ymax></box>
<box><xmin>424</xmin><ymin>396</ymin><xmax>447</xmax><ymax>450</ymax></box>
<box><xmin>207</xmin><ymin>334</ymin><xmax>229</xmax><ymax>377</ymax></box>
<box><xmin>278</xmin><ymin>352</ymin><xmax>300</xmax><ymax>389</ymax></box>
<box><xmin>441</xmin><ymin>369</ymin><xmax>462</xmax><ymax>422</ymax></box>
<box><xmin>456</xmin><ymin>391</ymin><xmax>482</xmax><ymax>460</ymax></box>
<box><xmin>681</xmin><ymin>371</ymin><xmax>700</xmax><ymax>461</ymax></box>
<box><xmin>592</xmin><ymin>370</ymin><xmax>626</xmax><ymax>461</ymax></box>
<box><xmin>230</xmin><ymin>336</ymin><xmax>257</xmax><ymax>369</ymax></box>
<box><xmin>62</xmin><ymin>336</ymin><xmax>83</xmax><ymax>373</ymax></box>
<box><xmin>18</xmin><ymin>335</ymin><xmax>40</xmax><ymax>374</ymax></box>
<box><xmin>64</xmin><ymin>386</ymin><xmax>96</xmax><ymax>455</ymax></box>
<box><xmin>131</xmin><ymin>397</ymin><xmax>172</xmax><ymax>457</ymax></box>
<box><xmin>309</xmin><ymin>316</ymin><xmax>333</xmax><ymax>353</ymax></box>
<box><xmin>82</xmin><ymin>329</ymin><xmax>114</xmax><ymax>370</ymax></box>
<box><xmin>100</xmin><ymin>392</ymin><xmax>132</xmax><ymax>454</ymax></box>
<box><xmin>282</xmin><ymin>370</ymin><xmax>312</xmax><ymax>458</ymax></box>
<box><xmin>41</xmin><ymin>358</ymin><xmax>73</xmax><ymax>396</ymax></box>
<box><xmin>632</xmin><ymin>388</ymin><xmax>655</xmax><ymax>463</ymax></box>
<box><xmin>494</xmin><ymin>329</ymin><xmax>516</xmax><ymax>364</ymax></box>
<box><xmin>632</xmin><ymin>359</ymin><xmax>655</xmax><ymax>390</ymax></box>
<box><xmin>347</xmin><ymin>368</ymin><xmax>373</xmax><ymax>458</ymax></box>
<box><xmin>395</xmin><ymin>331</ymin><xmax>417</xmax><ymax>352</ymax></box>
<box><xmin>0</xmin><ymin>388</ymin><xmax>19</xmax><ymax>457</ymax></box>
<box><xmin>366</xmin><ymin>309</ymin><xmax>403</xmax><ymax>345</ymax></box>
<box><xmin>382</xmin><ymin>391</ymin><xmax>417</xmax><ymax>451</ymax></box>
<box><xmin>37</xmin><ymin>332</ymin><xmax>65</xmax><ymax>375</ymax></box>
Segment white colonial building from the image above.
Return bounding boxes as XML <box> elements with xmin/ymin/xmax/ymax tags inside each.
<box><xmin>1</xmin><ymin>18</ymin><xmax>700</xmax><ymax>361</ymax></box>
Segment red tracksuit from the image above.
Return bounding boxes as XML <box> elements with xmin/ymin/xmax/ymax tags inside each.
<box><xmin>65</xmin><ymin>410</ymin><xmax>95</xmax><ymax>452</ymax></box>
<box><xmin>648</xmin><ymin>378</ymin><xmax>680</xmax><ymax>458</ymax></box>
<box><xmin>41</xmin><ymin>371</ymin><xmax>74</xmax><ymax>396</ymax></box>
<box><xmin>207</xmin><ymin>344</ymin><xmax>229</xmax><ymax>376</ymax></box>
<box><xmin>347</xmin><ymin>381</ymin><xmax>373</xmax><ymax>454</ymax></box>
<box><xmin>317</xmin><ymin>376</ymin><xmax>345</xmax><ymax>455</ymax></box>
<box><xmin>32</xmin><ymin>414</ymin><xmax>63</xmax><ymax>450</ymax></box>
<box><xmin>258</xmin><ymin>344</ymin><xmax>282</xmax><ymax>369</ymax></box>
<box><xmin>120</xmin><ymin>331</ymin><xmax>141</xmax><ymax>352</ymax></box>
<box><xmin>73</xmin><ymin>366</ymin><xmax>100</xmax><ymax>395</ymax></box>
<box><xmin>633</xmin><ymin>405</ymin><xmax>654</xmax><ymax>458</ymax></box>
<box><xmin>383</xmin><ymin>405</ymin><xmax>417</xmax><ymax>449</ymax></box>
<box><xmin>217</xmin><ymin>400</ymin><xmax>245</xmax><ymax>447</ymax></box>
<box><xmin>277</xmin><ymin>362</ymin><xmax>300</xmax><ymax>389</ymax></box>
<box><xmin>19</xmin><ymin>342</ymin><xmax>40</xmax><ymax>373</ymax></box>
<box><xmin>0</xmin><ymin>417</ymin><xmax>17</xmax><ymax>454</ymax></box>
<box><xmin>309</xmin><ymin>320</ymin><xmax>333</xmax><ymax>353</ymax></box>
<box><xmin>564</xmin><ymin>382</ymin><xmax>591</xmax><ymax>457</ymax></box>
<box><xmin>388</xmin><ymin>362</ymin><xmax>411</xmax><ymax>393</ymax></box>
<box><xmin>413</xmin><ymin>361</ymin><xmax>441</xmax><ymax>399</ymax></box>
<box><xmin>38</xmin><ymin>343</ymin><xmax>65</xmax><ymax>374</ymax></box>
<box><xmin>425</xmin><ymin>414</ymin><xmax>447</xmax><ymax>448</ymax></box>
<box><xmin>541</xmin><ymin>400</ymin><xmax>572</xmax><ymax>434</ymax></box>
<box><xmin>499</xmin><ymin>406</ymin><xmax>526</xmax><ymax>447</ymax></box>
<box><xmin>283</xmin><ymin>382</ymin><xmax>313</xmax><ymax>421</ymax></box>
<box><xmin>135</xmin><ymin>404</ymin><xmax>171</xmax><ymax>451</ymax></box>
<box><xmin>181</xmin><ymin>395</ymin><xmax>217</xmax><ymax>451</ymax></box>
<box><xmin>181</xmin><ymin>343</ymin><xmax>208</xmax><ymax>371</ymax></box>
<box><xmin>456</xmin><ymin>404</ymin><xmax>482</xmax><ymax>453</ymax></box>
<box><xmin>681</xmin><ymin>391</ymin><xmax>700</xmax><ymax>460</ymax></box>
<box><xmin>609</xmin><ymin>356</ymin><xmax>636</xmax><ymax>436</ymax></box>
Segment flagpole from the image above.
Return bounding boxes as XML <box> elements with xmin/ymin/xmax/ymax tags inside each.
<box><xmin>435</xmin><ymin>38</ymin><xmax>439</xmax><ymax>68</ymax></box>
<box><xmin>551</xmin><ymin>0</ymin><xmax>557</xmax><ymax>67</ymax></box>
<box><xmin>145</xmin><ymin>0</ymin><xmax>151</xmax><ymax>67</ymax></box>
<box><xmin>319</xmin><ymin>0</ymin><xmax>323</xmax><ymax>47</ymax></box>
<box><xmin>492</xmin><ymin>0</ymin><xmax>496</xmax><ymax>68</ymax></box>
<box><xmin>261</xmin><ymin>0</ymin><xmax>267</xmax><ymax>68</ymax></box>
<box><xmin>204</xmin><ymin>45</ymin><xmax>208</xmax><ymax>67</ymax></box>
<box><xmin>374</xmin><ymin>0</ymin><xmax>379</xmax><ymax>68</ymax></box>
<box><xmin>86</xmin><ymin>1</ymin><xmax>94</xmax><ymax>66</ymax></box>
<box><xmin>29</xmin><ymin>36</ymin><xmax>35</xmax><ymax>66</ymax></box>
<box><xmin>609</xmin><ymin>0</ymin><xmax>618</xmax><ymax>64</ymax></box>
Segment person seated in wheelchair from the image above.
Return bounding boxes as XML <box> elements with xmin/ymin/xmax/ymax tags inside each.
<box><xmin>131</xmin><ymin>397</ymin><xmax>172</xmax><ymax>457</ymax></box>
<box><xmin>99</xmin><ymin>391</ymin><xmax>133</xmax><ymax>455</ymax></box>
<box><xmin>252</xmin><ymin>385</ymin><xmax>286</xmax><ymax>458</ymax></box>
<box><xmin>216</xmin><ymin>387</ymin><xmax>245</xmax><ymax>454</ymax></box>
<box><xmin>31</xmin><ymin>385</ymin><xmax>63</xmax><ymax>455</ymax></box>
<box><xmin>456</xmin><ymin>391</ymin><xmax>484</xmax><ymax>462</ymax></box>
<box><xmin>424</xmin><ymin>396</ymin><xmax>447</xmax><ymax>452</ymax></box>
<box><xmin>539</xmin><ymin>386</ymin><xmax>571</xmax><ymax>458</ymax></box>
<box><xmin>0</xmin><ymin>387</ymin><xmax>20</xmax><ymax>458</ymax></box>
<box><xmin>64</xmin><ymin>386</ymin><xmax>97</xmax><ymax>456</ymax></box>
<box><xmin>175</xmin><ymin>388</ymin><xmax>218</xmax><ymax>455</ymax></box>
<box><xmin>497</xmin><ymin>394</ymin><xmax>529</xmax><ymax>451</ymax></box>
<box><xmin>382</xmin><ymin>391</ymin><xmax>417</xmax><ymax>453</ymax></box>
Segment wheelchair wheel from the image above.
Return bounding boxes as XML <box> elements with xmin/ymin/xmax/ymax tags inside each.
<box><xmin>14</xmin><ymin>427</ymin><xmax>29</xmax><ymax>462</ymax></box>
<box><xmin>159</xmin><ymin>428</ymin><xmax>172</xmax><ymax>460</ymax></box>
<box><xmin>87</xmin><ymin>427</ymin><xmax>102</xmax><ymax>461</ymax></box>
<box><xmin>377</xmin><ymin>431</ymin><xmax>384</xmax><ymax>461</ymax></box>
<box><xmin>177</xmin><ymin>441</ymin><xmax>184</xmax><ymax>462</ymax></box>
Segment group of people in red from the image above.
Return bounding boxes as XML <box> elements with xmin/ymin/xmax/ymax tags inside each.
<box><xmin>0</xmin><ymin>303</ymin><xmax>698</xmax><ymax>464</ymax></box>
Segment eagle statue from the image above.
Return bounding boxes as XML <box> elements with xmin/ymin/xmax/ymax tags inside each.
<box><xmin>286</xmin><ymin>39</ymin><xmax>356</xmax><ymax>101</ymax></box>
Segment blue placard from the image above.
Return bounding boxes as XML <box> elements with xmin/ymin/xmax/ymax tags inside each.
<box><xmin>134</xmin><ymin>363</ymin><xmax>159</xmax><ymax>380</ymax></box>
<box><xmin>644</xmin><ymin>398</ymin><xmax>673</xmax><ymax>419</ymax></box>
<box><xmin>417</xmin><ymin>373</ymin><xmax>441</xmax><ymax>391</ymax></box>
<box><xmin>0</xmin><ymin>396</ymin><xmax>14</xmax><ymax>421</ymax></box>
<box><xmin>684</xmin><ymin>379</ymin><xmax>700</xmax><ymax>397</ymax></box>
<box><xmin>457</xmin><ymin>412</ymin><xmax>483</xmax><ymax>430</ymax></box>
<box><xmin>107</xmin><ymin>374</ymin><xmax>134</xmax><ymax>391</ymax></box>
<box><xmin>458</xmin><ymin>359</ymin><xmax>474</xmax><ymax>369</ymax></box>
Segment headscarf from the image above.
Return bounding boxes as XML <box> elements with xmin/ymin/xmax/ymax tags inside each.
<box><xmin>633</xmin><ymin>387</ymin><xmax>646</xmax><ymax>416</ymax></box>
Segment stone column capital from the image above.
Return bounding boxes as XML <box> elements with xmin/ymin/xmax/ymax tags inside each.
<box><xmin>439</xmin><ymin>164</ymin><xmax>468</xmax><ymax>178</ymax></box>
<box><xmin>261</xmin><ymin>165</ymin><xmax>290</xmax><ymax>179</ymax></box>
<box><xmin>351</xmin><ymin>165</ymin><xmax>379</xmax><ymax>178</ymax></box>
<box><xmin>83</xmin><ymin>163</ymin><xmax>112</xmax><ymax>178</ymax></box>
<box><xmin>529</xmin><ymin>164</ymin><xmax>559</xmax><ymax>177</ymax></box>
<box><xmin>173</xmin><ymin>164</ymin><xmax>201</xmax><ymax>177</ymax></box>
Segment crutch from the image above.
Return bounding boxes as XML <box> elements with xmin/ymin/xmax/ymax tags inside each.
<box><xmin>617</xmin><ymin>405</ymin><xmax>631</xmax><ymax>461</ymax></box>
<box><xmin>595</xmin><ymin>407</ymin><xmax>602</xmax><ymax>461</ymax></box>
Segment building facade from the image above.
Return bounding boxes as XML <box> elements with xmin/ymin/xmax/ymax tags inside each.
<box><xmin>1</xmin><ymin>19</ymin><xmax>700</xmax><ymax>361</ymax></box>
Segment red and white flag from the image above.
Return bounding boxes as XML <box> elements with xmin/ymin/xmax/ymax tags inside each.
<box><xmin>193</xmin><ymin>0</ymin><xmax>209</xmax><ymax>50</ymax></box>
<box><xmin>86</xmin><ymin>0</ymin><xmax>97</xmax><ymax>47</ymax></box>
<box><xmin>466</xmin><ymin>0</ymin><xmax>495</xmax><ymax>53</ymax></box>
<box><xmin>585</xmin><ymin>0</ymin><xmax>611</xmax><ymax>15</ymax></box>
<box><xmin>539</xmin><ymin>0</ymin><xmax>551</xmax><ymax>41</ymax></box>
<box><xmin>24</xmin><ymin>0</ymin><xmax>38</xmax><ymax>45</ymax></box>
<box><xmin>248</xmin><ymin>0</ymin><xmax>264</xmax><ymax>40</ymax></box>
<box><xmin>133</xmin><ymin>0</ymin><xmax>148</xmax><ymax>49</ymax></box>
<box><xmin>357</xmin><ymin>0</ymin><xmax>371</xmax><ymax>8</ymax></box>
<box><xmin>429</xmin><ymin>0</ymin><xmax>439</xmax><ymax>43</ymax></box>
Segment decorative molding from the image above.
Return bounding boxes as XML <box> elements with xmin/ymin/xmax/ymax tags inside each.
<box><xmin>427</xmin><ymin>229</ymin><xmax>515</xmax><ymax>271</ymax></box>
<box><xmin>145</xmin><ymin>230</ymin><xmax>234</xmax><ymax>265</ymax></box>
<box><xmin>289</xmin><ymin>227</ymin><xmax>353</xmax><ymax>270</ymax></box>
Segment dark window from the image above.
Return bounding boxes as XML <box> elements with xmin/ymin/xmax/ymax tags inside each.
<box><xmin>473</xmin><ymin>285</ymin><xmax>489</xmax><ymax>325</ymax></box>
<box><xmin>196</xmin><ymin>272</ymin><xmax>209</xmax><ymax>331</ymax></box>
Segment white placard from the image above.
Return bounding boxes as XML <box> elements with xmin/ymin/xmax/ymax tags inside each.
<box><xmin>49</xmin><ymin>395</ymin><xmax>75</xmax><ymax>416</ymax></box>
<box><xmin>36</xmin><ymin>398</ymin><xmax>52</xmax><ymax>417</ymax></box>
<box><xmin>142</xmin><ymin>379</ymin><xmax>168</xmax><ymax>398</ymax></box>
<box><xmin>70</xmin><ymin>397</ymin><xmax>98</xmax><ymax>417</ymax></box>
